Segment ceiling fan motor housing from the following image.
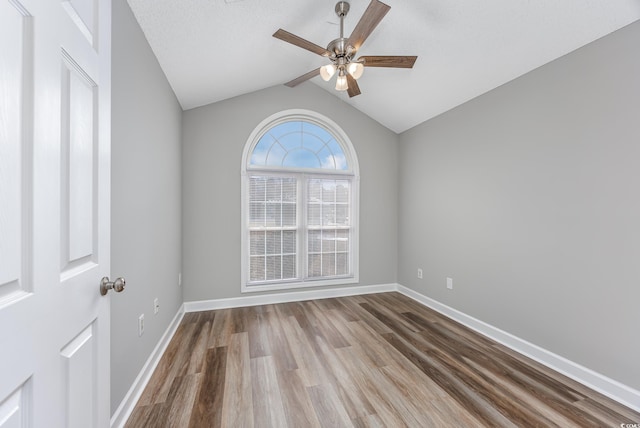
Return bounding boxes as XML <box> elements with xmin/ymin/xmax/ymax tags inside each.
<box><xmin>328</xmin><ymin>38</ymin><xmax>353</xmax><ymax>62</ymax></box>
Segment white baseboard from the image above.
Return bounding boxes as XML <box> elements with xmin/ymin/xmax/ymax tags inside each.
<box><xmin>183</xmin><ymin>283</ymin><xmax>397</xmax><ymax>312</ymax></box>
<box><xmin>396</xmin><ymin>284</ymin><xmax>640</xmax><ymax>413</ymax></box>
<box><xmin>110</xmin><ymin>304</ymin><xmax>185</xmax><ymax>428</ymax></box>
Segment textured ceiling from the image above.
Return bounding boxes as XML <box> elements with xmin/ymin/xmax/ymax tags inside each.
<box><xmin>126</xmin><ymin>0</ymin><xmax>640</xmax><ymax>133</ymax></box>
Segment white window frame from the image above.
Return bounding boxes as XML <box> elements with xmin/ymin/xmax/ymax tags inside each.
<box><xmin>241</xmin><ymin>109</ymin><xmax>360</xmax><ymax>293</ymax></box>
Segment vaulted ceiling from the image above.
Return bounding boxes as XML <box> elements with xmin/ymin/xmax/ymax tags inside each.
<box><xmin>126</xmin><ymin>0</ymin><xmax>640</xmax><ymax>133</ymax></box>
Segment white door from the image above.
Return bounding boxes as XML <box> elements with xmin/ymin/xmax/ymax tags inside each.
<box><xmin>0</xmin><ymin>0</ymin><xmax>112</xmax><ymax>426</ymax></box>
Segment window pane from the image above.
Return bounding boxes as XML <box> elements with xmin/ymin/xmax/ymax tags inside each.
<box><xmin>336</xmin><ymin>230</ymin><xmax>349</xmax><ymax>252</ymax></box>
<box><xmin>249</xmin><ymin>202</ymin><xmax>264</xmax><ymax>226</ymax></box>
<box><xmin>250</xmin><ymin>231</ymin><xmax>265</xmax><ymax>256</ymax></box>
<box><xmin>266</xmin><ymin>231</ymin><xmax>281</xmax><ymax>254</ymax></box>
<box><xmin>250</xmin><ymin>177</ymin><xmax>266</xmax><ymax>201</ymax></box>
<box><xmin>282</xmin><ymin>203</ymin><xmax>296</xmax><ymax>227</ymax></box>
<box><xmin>308</xmin><ymin>230</ymin><xmax>321</xmax><ymax>252</ymax></box>
<box><xmin>283</xmin><ymin>255</ymin><xmax>296</xmax><ymax>279</ymax></box>
<box><xmin>322</xmin><ymin>254</ymin><xmax>336</xmax><ymax>276</ymax></box>
<box><xmin>283</xmin><ymin>230</ymin><xmax>296</xmax><ymax>254</ymax></box>
<box><xmin>248</xmin><ymin>175</ymin><xmax>303</xmax><ymax>284</ymax></box>
<box><xmin>304</xmin><ymin>178</ymin><xmax>351</xmax><ymax>280</ymax></box>
<box><xmin>336</xmin><ymin>253</ymin><xmax>349</xmax><ymax>275</ymax></box>
<box><xmin>326</xmin><ymin>141</ymin><xmax>347</xmax><ymax>171</ymax></box>
<box><xmin>251</xmin><ymin>135</ymin><xmax>274</xmax><ymax>166</ymax></box>
<box><xmin>279</xmin><ymin>132</ymin><xmax>302</xmax><ymax>151</ymax></box>
<box><xmin>265</xmin><ymin>203</ymin><xmax>281</xmax><ymax>227</ymax></box>
<box><xmin>318</xmin><ymin>147</ymin><xmax>335</xmax><ymax>169</ymax></box>
<box><xmin>336</xmin><ymin>182</ymin><xmax>349</xmax><ymax>203</ymax></box>
<box><xmin>266</xmin><ymin>255</ymin><xmax>282</xmax><ymax>280</ymax></box>
<box><xmin>308</xmin><ymin>254</ymin><xmax>321</xmax><ymax>277</ymax></box>
<box><xmin>266</xmin><ymin>178</ymin><xmax>282</xmax><ymax>201</ymax></box>
<box><xmin>266</xmin><ymin>143</ymin><xmax>286</xmax><ymax>166</ymax></box>
<box><xmin>308</xmin><ymin>180</ymin><xmax>322</xmax><ymax>201</ymax></box>
<box><xmin>308</xmin><ymin>204</ymin><xmax>321</xmax><ymax>226</ymax></box>
<box><xmin>308</xmin><ymin>179</ymin><xmax>351</xmax><ymax>229</ymax></box>
<box><xmin>302</xmin><ymin>134</ymin><xmax>324</xmax><ymax>152</ymax></box>
<box><xmin>283</xmin><ymin>149</ymin><xmax>321</xmax><ymax>169</ymax></box>
<box><xmin>321</xmin><ymin>181</ymin><xmax>336</xmax><ymax>203</ymax></box>
<box><xmin>249</xmin><ymin>177</ymin><xmax>297</xmax><ymax>228</ymax></box>
<box><xmin>322</xmin><ymin>230</ymin><xmax>336</xmax><ymax>252</ymax></box>
<box><xmin>250</xmin><ymin>256</ymin><xmax>265</xmax><ymax>282</ymax></box>
<box><xmin>303</xmin><ymin>122</ymin><xmax>333</xmax><ymax>143</ymax></box>
<box><xmin>323</xmin><ymin>204</ymin><xmax>336</xmax><ymax>226</ymax></box>
<box><xmin>336</xmin><ymin>205</ymin><xmax>348</xmax><ymax>225</ymax></box>
<box><xmin>282</xmin><ymin>179</ymin><xmax>296</xmax><ymax>202</ymax></box>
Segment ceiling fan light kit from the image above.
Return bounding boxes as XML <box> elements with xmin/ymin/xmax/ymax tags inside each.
<box><xmin>336</xmin><ymin>69</ymin><xmax>350</xmax><ymax>91</ymax></box>
<box><xmin>273</xmin><ymin>0</ymin><xmax>417</xmax><ymax>97</ymax></box>
<box><xmin>347</xmin><ymin>62</ymin><xmax>364</xmax><ymax>79</ymax></box>
<box><xmin>320</xmin><ymin>64</ymin><xmax>337</xmax><ymax>81</ymax></box>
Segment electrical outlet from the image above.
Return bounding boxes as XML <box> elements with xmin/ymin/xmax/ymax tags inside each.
<box><xmin>178</xmin><ymin>273</ymin><xmax>182</xmax><ymax>287</ymax></box>
<box><xmin>138</xmin><ymin>314</ymin><xmax>145</xmax><ymax>336</ymax></box>
<box><xmin>417</xmin><ymin>268</ymin><xmax>423</xmax><ymax>279</ymax></box>
<box><xmin>446</xmin><ymin>277</ymin><xmax>453</xmax><ymax>290</ymax></box>
<box><xmin>154</xmin><ymin>298</ymin><xmax>159</xmax><ymax>315</ymax></box>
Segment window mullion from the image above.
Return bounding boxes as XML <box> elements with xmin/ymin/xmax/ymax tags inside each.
<box><xmin>280</xmin><ymin>178</ymin><xmax>283</xmax><ymax>280</ymax></box>
<box><xmin>319</xmin><ymin>196</ymin><xmax>323</xmax><ymax>277</ymax></box>
<box><xmin>337</xmin><ymin>185</ymin><xmax>341</xmax><ymax>276</ymax></box>
<box><xmin>299</xmin><ymin>173</ymin><xmax>306</xmax><ymax>281</ymax></box>
<box><xmin>262</xmin><ymin>180</ymin><xmax>267</xmax><ymax>282</ymax></box>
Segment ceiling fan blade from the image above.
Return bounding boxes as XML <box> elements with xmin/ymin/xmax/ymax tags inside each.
<box><xmin>284</xmin><ymin>68</ymin><xmax>321</xmax><ymax>88</ymax></box>
<box><xmin>273</xmin><ymin>29</ymin><xmax>331</xmax><ymax>57</ymax></box>
<box><xmin>360</xmin><ymin>55</ymin><xmax>417</xmax><ymax>68</ymax></box>
<box><xmin>346</xmin><ymin>0</ymin><xmax>391</xmax><ymax>52</ymax></box>
<box><xmin>346</xmin><ymin>74</ymin><xmax>361</xmax><ymax>98</ymax></box>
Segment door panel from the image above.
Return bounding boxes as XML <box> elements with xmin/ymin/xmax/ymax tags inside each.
<box><xmin>0</xmin><ymin>0</ymin><xmax>111</xmax><ymax>426</ymax></box>
<box><xmin>0</xmin><ymin>381</ymin><xmax>29</xmax><ymax>428</ymax></box>
<box><xmin>60</xmin><ymin>50</ymin><xmax>98</xmax><ymax>277</ymax></box>
<box><xmin>0</xmin><ymin>0</ymin><xmax>32</xmax><ymax>304</ymax></box>
<box><xmin>61</xmin><ymin>0</ymin><xmax>97</xmax><ymax>47</ymax></box>
<box><xmin>60</xmin><ymin>322</ymin><xmax>97</xmax><ymax>428</ymax></box>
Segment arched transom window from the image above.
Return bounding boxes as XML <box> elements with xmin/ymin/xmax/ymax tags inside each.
<box><xmin>250</xmin><ymin>121</ymin><xmax>348</xmax><ymax>170</ymax></box>
<box><xmin>241</xmin><ymin>110</ymin><xmax>359</xmax><ymax>292</ymax></box>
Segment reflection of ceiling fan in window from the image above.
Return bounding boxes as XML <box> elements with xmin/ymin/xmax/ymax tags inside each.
<box><xmin>273</xmin><ymin>0</ymin><xmax>417</xmax><ymax>97</ymax></box>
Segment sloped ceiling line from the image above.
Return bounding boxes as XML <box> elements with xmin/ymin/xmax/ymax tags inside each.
<box><xmin>127</xmin><ymin>0</ymin><xmax>640</xmax><ymax>133</ymax></box>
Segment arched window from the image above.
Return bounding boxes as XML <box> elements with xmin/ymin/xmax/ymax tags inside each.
<box><xmin>241</xmin><ymin>110</ymin><xmax>359</xmax><ymax>292</ymax></box>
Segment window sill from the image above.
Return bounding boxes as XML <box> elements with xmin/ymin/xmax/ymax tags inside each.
<box><xmin>241</xmin><ymin>276</ymin><xmax>358</xmax><ymax>294</ymax></box>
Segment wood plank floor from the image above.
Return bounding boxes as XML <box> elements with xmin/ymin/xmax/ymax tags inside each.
<box><xmin>126</xmin><ymin>292</ymin><xmax>640</xmax><ymax>427</ymax></box>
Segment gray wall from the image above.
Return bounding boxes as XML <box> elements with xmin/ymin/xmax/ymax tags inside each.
<box><xmin>182</xmin><ymin>84</ymin><xmax>398</xmax><ymax>302</ymax></box>
<box><xmin>398</xmin><ymin>21</ymin><xmax>640</xmax><ymax>390</ymax></box>
<box><xmin>110</xmin><ymin>3</ymin><xmax>639</xmax><ymax>411</ymax></box>
<box><xmin>111</xmin><ymin>0</ymin><xmax>183</xmax><ymax>413</ymax></box>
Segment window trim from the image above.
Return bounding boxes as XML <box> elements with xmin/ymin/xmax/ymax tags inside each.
<box><xmin>241</xmin><ymin>109</ymin><xmax>360</xmax><ymax>293</ymax></box>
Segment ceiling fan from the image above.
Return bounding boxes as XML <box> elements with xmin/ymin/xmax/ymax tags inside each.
<box><xmin>273</xmin><ymin>0</ymin><xmax>417</xmax><ymax>98</ymax></box>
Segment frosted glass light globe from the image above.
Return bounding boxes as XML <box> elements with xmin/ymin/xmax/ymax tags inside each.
<box><xmin>347</xmin><ymin>62</ymin><xmax>364</xmax><ymax>79</ymax></box>
<box><xmin>320</xmin><ymin>64</ymin><xmax>337</xmax><ymax>81</ymax></box>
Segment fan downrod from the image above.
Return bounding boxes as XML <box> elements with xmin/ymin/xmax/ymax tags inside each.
<box><xmin>328</xmin><ymin>2</ymin><xmax>352</xmax><ymax>59</ymax></box>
